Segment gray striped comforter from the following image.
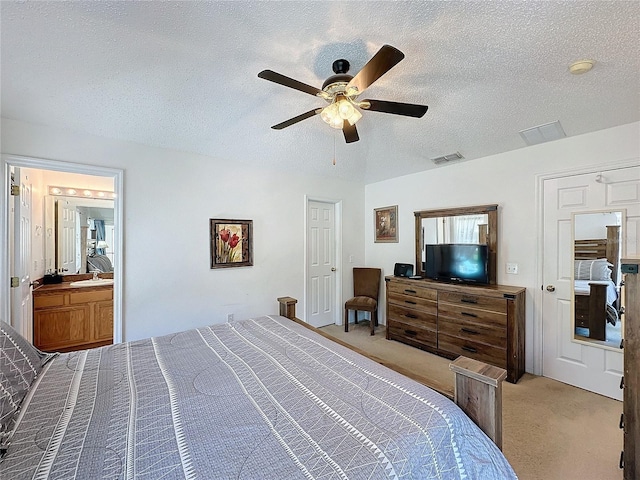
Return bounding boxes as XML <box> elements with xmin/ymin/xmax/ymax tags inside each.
<box><xmin>1</xmin><ymin>315</ymin><xmax>516</xmax><ymax>479</ymax></box>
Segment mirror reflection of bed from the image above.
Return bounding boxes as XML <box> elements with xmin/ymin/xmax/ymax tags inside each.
<box><xmin>573</xmin><ymin>212</ymin><xmax>623</xmax><ymax>348</ymax></box>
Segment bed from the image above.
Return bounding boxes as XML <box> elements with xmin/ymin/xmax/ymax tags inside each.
<box><xmin>574</xmin><ymin>225</ymin><xmax>621</xmax><ymax>341</ymax></box>
<box><xmin>1</xmin><ymin>306</ymin><xmax>516</xmax><ymax>479</ymax></box>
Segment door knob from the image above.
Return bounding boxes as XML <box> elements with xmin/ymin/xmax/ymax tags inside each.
<box><xmin>546</xmin><ymin>285</ymin><xmax>556</xmax><ymax>292</ymax></box>
<box><xmin>331</xmin><ymin>267</ymin><xmax>337</xmax><ymax>272</ymax></box>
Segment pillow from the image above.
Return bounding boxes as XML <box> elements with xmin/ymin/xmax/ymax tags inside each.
<box><xmin>1</xmin><ymin>320</ymin><xmax>56</xmax><ymax>449</ymax></box>
<box><xmin>574</xmin><ymin>259</ymin><xmax>613</xmax><ymax>281</ymax></box>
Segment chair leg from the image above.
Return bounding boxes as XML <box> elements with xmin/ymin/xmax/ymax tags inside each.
<box><xmin>371</xmin><ymin>310</ymin><xmax>377</xmax><ymax>335</ymax></box>
<box><xmin>344</xmin><ymin>308</ymin><xmax>349</xmax><ymax>332</ymax></box>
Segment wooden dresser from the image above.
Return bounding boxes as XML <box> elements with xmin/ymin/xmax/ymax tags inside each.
<box><xmin>386</xmin><ymin>276</ymin><xmax>526</xmax><ymax>383</ymax></box>
<box><xmin>33</xmin><ymin>282</ymin><xmax>114</xmax><ymax>352</ymax></box>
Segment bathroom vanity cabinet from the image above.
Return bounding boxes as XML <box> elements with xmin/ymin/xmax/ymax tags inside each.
<box><xmin>33</xmin><ymin>282</ymin><xmax>113</xmax><ymax>352</ymax></box>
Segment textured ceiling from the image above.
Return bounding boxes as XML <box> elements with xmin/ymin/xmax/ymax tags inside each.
<box><xmin>1</xmin><ymin>1</ymin><xmax>639</xmax><ymax>183</ymax></box>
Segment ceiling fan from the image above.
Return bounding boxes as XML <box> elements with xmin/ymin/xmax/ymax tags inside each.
<box><xmin>258</xmin><ymin>44</ymin><xmax>428</xmax><ymax>143</ymax></box>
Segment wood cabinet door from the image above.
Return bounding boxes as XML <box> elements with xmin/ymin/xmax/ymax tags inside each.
<box><xmin>34</xmin><ymin>305</ymin><xmax>91</xmax><ymax>350</ymax></box>
<box><xmin>94</xmin><ymin>301</ymin><xmax>114</xmax><ymax>342</ymax></box>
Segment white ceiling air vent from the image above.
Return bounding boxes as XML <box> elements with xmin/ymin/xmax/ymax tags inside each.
<box><xmin>431</xmin><ymin>151</ymin><xmax>464</xmax><ymax>165</ymax></box>
<box><xmin>519</xmin><ymin>120</ymin><xmax>566</xmax><ymax>146</ymax></box>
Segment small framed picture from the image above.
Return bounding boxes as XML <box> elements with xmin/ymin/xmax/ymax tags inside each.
<box><xmin>374</xmin><ymin>206</ymin><xmax>398</xmax><ymax>243</ymax></box>
<box><xmin>210</xmin><ymin>219</ymin><xmax>253</xmax><ymax>268</ymax></box>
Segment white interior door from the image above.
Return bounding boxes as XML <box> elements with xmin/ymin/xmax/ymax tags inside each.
<box><xmin>306</xmin><ymin>200</ymin><xmax>337</xmax><ymax>327</ymax></box>
<box><xmin>542</xmin><ymin>165</ymin><xmax>639</xmax><ymax>400</ymax></box>
<box><xmin>57</xmin><ymin>198</ymin><xmax>76</xmax><ymax>274</ymax></box>
<box><xmin>10</xmin><ymin>168</ymin><xmax>33</xmax><ymax>341</ymax></box>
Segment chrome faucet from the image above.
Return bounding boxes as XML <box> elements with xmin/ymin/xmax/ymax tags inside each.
<box><xmin>92</xmin><ymin>270</ymin><xmax>99</xmax><ymax>281</ymax></box>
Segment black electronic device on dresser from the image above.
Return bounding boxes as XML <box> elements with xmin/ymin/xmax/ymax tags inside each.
<box><xmin>393</xmin><ymin>263</ymin><xmax>413</xmax><ymax>277</ymax></box>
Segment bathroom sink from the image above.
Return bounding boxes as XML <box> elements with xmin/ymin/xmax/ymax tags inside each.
<box><xmin>69</xmin><ymin>279</ymin><xmax>114</xmax><ymax>288</ymax></box>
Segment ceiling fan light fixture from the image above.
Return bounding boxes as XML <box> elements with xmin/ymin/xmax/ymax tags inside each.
<box><xmin>346</xmin><ymin>108</ymin><xmax>362</xmax><ymax>126</ymax></box>
<box><xmin>338</xmin><ymin>99</ymin><xmax>355</xmax><ymax>119</ymax></box>
<box><xmin>321</xmin><ymin>99</ymin><xmax>362</xmax><ymax>129</ymax></box>
<box><xmin>321</xmin><ymin>103</ymin><xmax>343</xmax><ymax>129</ymax></box>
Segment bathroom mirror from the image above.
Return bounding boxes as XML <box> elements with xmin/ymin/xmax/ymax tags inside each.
<box><xmin>414</xmin><ymin>204</ymin><xmax>498</xmax><ymax>283</ymax></box>
<box><xmin>44</xmin><ymin>195</ymin><xmax>115</xmax><ymax>274</ymax></box>
<box><xmin>572</xmin><ymin>209</ymin><xmax>624</xmax><ymax>349</ymax></box>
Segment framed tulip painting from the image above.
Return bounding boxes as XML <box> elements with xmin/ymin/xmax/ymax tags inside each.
<box><xmin>210</xmin><ymin>219</ymin><xmax>253</xmax><ymax>268</ymax></box>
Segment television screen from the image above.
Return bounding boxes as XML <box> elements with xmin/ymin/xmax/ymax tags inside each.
<box><xmin>425</xmin><ymin>244</ymin><xmax>489</xmax><ymax>284</ymax></box>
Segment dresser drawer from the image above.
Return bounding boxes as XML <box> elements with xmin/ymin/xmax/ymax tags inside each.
<box><xmin>438</xmin><ymin>291</ymin><xmax>507</xmax><ymax>314</ymax></box>
<box><xmin>438</xmin><ymin>316</ymin><xmax>507</xmax><ymax>348</ymax></box>
<box><xmin>438</xmin><ymin>302</ymin><xmax>507</xmax><ymax>328</ymax></box>
<box><xmin>388</xmin><ymin>291</ymin><xmax>437</xmax><ymax>311</ymax></box>
<box><xmin>388</xmin><ymin>282</ymin><xmax>437</xmax><ymax>301</ymax></box>
<box><xmin>438</xmin><ymin>332</ymin><xmax>506</xmax><ymax>367</ymax></box>
<box><xmin>388</xmin><ymin>319</ymin><xmax>436</xmax><ymax>349</ymax></box>
<box><xmin>388</xmin><ymin>304</ymin><xmax>437</xmax><ymax>329</ymax></box>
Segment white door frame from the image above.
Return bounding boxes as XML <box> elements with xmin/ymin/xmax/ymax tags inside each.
<box><xmin>533</xmin><ymin>157</ymin><xmax>639</xmax><ymax>375</ymax></box>
<box><xmin>304</xmin><ymin>195</ymin><xmax>342</xmax><ymax>325</ymax></box>
<box><xmin>1</xmin><ymin>154</ymin><xmax>124</xmax><ymax>343</ymax></box>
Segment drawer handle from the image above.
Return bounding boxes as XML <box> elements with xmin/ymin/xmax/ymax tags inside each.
<box><xmin>461</xmin><ymin>297</ymin><xmax>478</xmax><ymax>304</ymax></box>
<box><xmin>404</xmin><ymin>289</ymin><xmax>417</xmax><ymax>294</ymax></box>
<box><xmin>619</xmin><ymin>413</ymin><xmax>624</xmax><ymax>429</ymax></box>
<box><xmin>461</xmin><ymin>346</ymin><xmax>477</xmax><ymax>354</ymax></box>
<box><xmin>405</xmin><ymin>329</ymin><xmax>417</xmax><ymax>336</ymax></box>
<box><xmin>461</xmin><ymin>327</ymin><xmax>479</xmax><ymax>335</ymax></box>
<box><xmin>405</xmin><ymin>313</ymin><xmax>418</xmax><ymax>319</ymax></box>
<box><xmin>405</xmin><ymin>300</ymin><xmax>417</xmax><ymax>305</ymax></box>
<box><xmin>620</xmin><ymin>376</ymin><xmax>624</xmax><ymax>389</ymax></box>
<box><xmin>620</xmin><ymin>451</ymin><xmax>624</xmax><ymax>469</ymax></box>
<box><xmin>461</xmin><ymin>311</ymin><xmax>478</xmax><ymax>318</ymax></box>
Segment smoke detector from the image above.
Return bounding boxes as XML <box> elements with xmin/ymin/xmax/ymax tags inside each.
<box><xmin>569</xmin><ymin>59</ymin><xmax>595</xmax><ymax>75</ymax></box>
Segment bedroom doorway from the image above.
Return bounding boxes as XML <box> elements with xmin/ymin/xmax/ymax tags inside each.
<box><xmin>541</xmin><ymin>164</ymin><xmax>639</xmax><ymax>400</ymax></box>
<box><xmin>1</xmin><ymin>154</ymin><xmax>123</xmax><ymax>344</ymax></box>
<box><xmin>305</xmin><ymin>198</ymin><xmax>341</xmax><ymax>328</ymax></box>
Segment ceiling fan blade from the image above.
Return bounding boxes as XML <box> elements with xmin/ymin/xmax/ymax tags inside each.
<box><xmin>271</xmin><ymin>109</ymin><xmax>321</xmax><ymax>130</ymax></box>
<box><xmin>342</xmin><ymin>121</ymin><xmax>359</xmax><ymax>143</ymax></box>
<box><xmin>361</xmin><ymin>99</ymin><xmax>428</xmax><ymax>118</ymax></box>
<box><xmin>346</xmin><ymin>45</ymin><xmax>405</xmax><ymax>94</ymax></box>
<box><xmin>258</xmin><ymin>70</ymin><xmax>322</xmax><ymax>96</ymax></box>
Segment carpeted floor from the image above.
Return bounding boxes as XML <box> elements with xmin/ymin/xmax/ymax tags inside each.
<box><xmin>321</xmin><ymin>322</ymin><xmax>623</xmax><ymax>480</ymax></box>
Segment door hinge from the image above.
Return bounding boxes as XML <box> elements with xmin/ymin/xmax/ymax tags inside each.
<box><xmin>10</xmin><ymin>185</ymin><xmax>20</xmax><ymax>196</ymax></box>
<box><xmin>10</xmin><ymin>277</ymin><xmax>19</xmax><ymax>288</ymax></box>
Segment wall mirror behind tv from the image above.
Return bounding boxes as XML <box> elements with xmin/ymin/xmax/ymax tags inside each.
<box><xmin>414</xmin><ymin>204</ymin><xmax>498</xmax><ymax>284</ymax></box>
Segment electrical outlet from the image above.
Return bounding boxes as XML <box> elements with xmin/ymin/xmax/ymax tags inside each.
<box><xmin>227</xmin><ymin>313</ymin><xmax>234</xmax><ymax>322</ymax></box>
<box><xmin>506</xmin><ymin>263</ymin><xmax>519</xmax><ymax>274</ymax></box>
<box><xmin>349</xmin><ymin>255</ymin><xmax>354</xmax><ymax>263</ymax></box>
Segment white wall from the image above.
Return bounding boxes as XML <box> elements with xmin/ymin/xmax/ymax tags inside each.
<box><xmin>364</xmin><ymin>121</ymin><xmax>640</xmax><ymax>373</ymax></box>
<box><xmin>2</xmin><ymin>118</ymin><xmax>365</xmax><ymax>341</ymax></box>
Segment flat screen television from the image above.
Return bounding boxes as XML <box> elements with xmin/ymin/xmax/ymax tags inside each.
<box><xmin>425</xmin><ymin>243</ymin><xmax>489</xmax><ymax>285</ymax></box>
